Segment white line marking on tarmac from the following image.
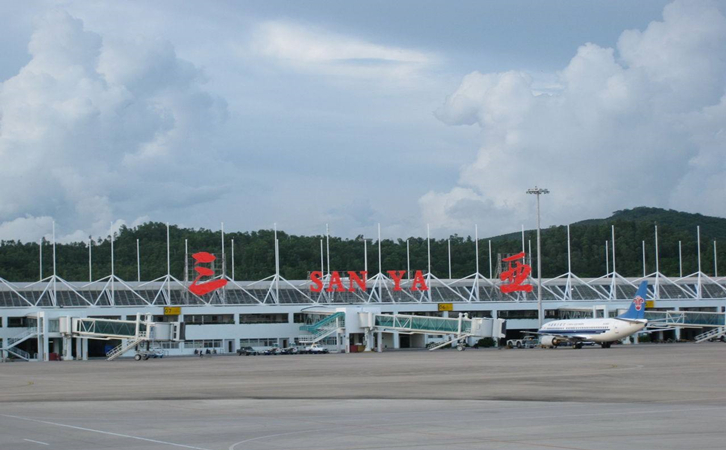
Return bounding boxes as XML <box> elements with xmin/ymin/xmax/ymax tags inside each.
<box><xmin>2</xmin><ymin>414</ymin><xmax>211</xmax><ymax>450</ymax></box>
<box><xmin>23</xmin><ymin>439</ymin><xmax>50</xmax><ymax>446</ymax></box>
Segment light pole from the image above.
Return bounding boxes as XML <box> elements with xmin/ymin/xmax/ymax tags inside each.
<box><xmin>527</xmin><ymin>186</ymin><xmax>549</xmax><ymax>329</ymax></box>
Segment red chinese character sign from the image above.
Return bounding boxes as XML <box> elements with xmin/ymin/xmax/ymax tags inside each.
<box><xmin>189</xmin><ymin>252</ymin><xmax>228</xmax><ymax>296</ymax></box>
<box><xmin>499</xmin><ymin>252</ymin><xmax>533</xmax><ymax>294</ymax></box>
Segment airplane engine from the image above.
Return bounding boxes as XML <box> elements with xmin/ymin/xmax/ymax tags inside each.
<box><xmin>540</xmin><ymin>336</ymin><xmax>560</xmax><ymax>348</ymax></box>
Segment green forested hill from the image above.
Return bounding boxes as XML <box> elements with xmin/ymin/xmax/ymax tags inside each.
<box><xmin>0</xmin><ymin>207</ymin><xmax>723</xmax><ymax>281</ymax></box>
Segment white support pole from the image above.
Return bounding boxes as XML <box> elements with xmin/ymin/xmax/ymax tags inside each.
<box><xmin>52</xmin><ymin>222</ymin><xmax>56</xmax><ymax>278</ymax></box>
<box><xmin>39</xmin><ymin>239</ymin><xmax>43</xmax><ymax>281</ymax></box>
<box><xmin>221</xmin><ymin>222</ymin><xmax>226</xmax><ymax>279</ymax></box>
<box><xmin>320</xmin><ymin>239</ymin><xmax>324</xmax><ymax>276</ymax></box>
<box><xmin>110</xmin><ymin>227</ymin><xmax>115</xmax><ymax>278</ymax></box>
<box><xmin>475</xmin><ymin>225</ymin><xmax>480</xmax><ymax>275</ymax></box>
<box><xmin>447</xmin><ymin>238</ymin><xmax>452</xmax><ymax>279</ymax></box>
<box><xmin>474</xmin><ymin>225</ymin><xmax>480</xmax><ymax>302</ymax></box>
<box><xmin>714</xmin><ymin>241</ymin><xmax>718</xmax><ymax>278</ymax></box>
<box><xmin>136</xmin><ymin>238</ymin><xmax>141</xmax><ymax>282</ymax></box>
<box><xmin>275</xmin><ymin>238</ymin><xmax>280</xmax><ymax>303</ymax></box>
<box><xmin>378</xmin><ymin>223</ymin><xmax>383</xmax><ymax>276</ymax></box>
<box><xmin>110</xmin><ymin>224</ymin><xmax>115</xmax><ymax>305</ymax></box>
<box><xmin>326</xmin><ymin>224</ymin><xmax>331</xmax><ymax>277</ymax></box>
<box><xmin>611</xmin><ymin>225</ymin><xmax>616</xmax><ymax>275</ymax></box>
<box><xmin>364</xmin><ymin>237</ymin><xmax>368</xmax><ymax>274</ymax></box>
<box><xmin>378</xmin><ymin>223</ymin><xmax>383</xmax><ymax>301</ymax></box>
<box><xmin>426</xmin><ymin>224</ymin><xmax>432</xmax><ymax>302</ymax></box>
<box><xmin>231</xmin><ymin>238</ymin><xmax>235</xmax><ymax>281</ymax></box>
<box><xmin>488</xmin><ymin>240</ymin><xmax>493</xmax><ymax>279</ymax></box>
<box><xmin>88</xmin><ymin>238</ymin><xmax>92</xmax><ymax>282</ymax></box>
<box><xmin>566</xmin><ymin>224</ymin><xmax>572</xmax><ymax>274</ymax></box>
<box><xmin>642</xmin><ymin>241</ymin><xmax>646</xmax><ymax>277</ymax></box>
<box><xmin>166</xmin><ymin>222</ymin><xmax>170</xmax><ymax>303</ymax></box>
<box><xmin>406</xmin><ymin>239</ymin><xmax>410</xmax><ymax>280</ymax></box>
<box><xmin>184</xmin><ymin>239</ymin><xmax>189</xmax><ymax>284</ymax></box>
<box><xmin>274</xmin><ymin>223</ymin><xmax>279</xmax><ymax>303</ymax></box>
<box><xmin>521</xmin><ymin>224</ymin><xmax>525</xmax><ymax>254</ymax></box>
<box><xmin>610</xmin><ymin>226</ymin><xmax>616</xmax><ymax>301</ymax></box>
<box><xmin>697</xmin><ymin>226</ymin><xmax>702</xmax><ymax>298</ymax></box>
<box><xmin>605</xmin><ymin>240</ymin><xmax>609</xmax><ymax>275</ymax></box>
<box><xmin>679</xmin><ymin>240</ymin><xmax>683</xmax><ymax>278</ymax></box>
<box><xmin>426</xmin><ymin>224</ymin><xmax>431</xmax><ymax>275</ymax></box>
<box><xmin>52</xmin><ymin>222</ymin><xmax>56</xmax><ymax>305</ymax></box>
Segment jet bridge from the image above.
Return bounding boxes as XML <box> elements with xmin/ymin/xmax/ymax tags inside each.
<box><xmin>359</xmin><ymin>312</ymin><xmax>506</xmax><ymax>351</ymax></box>
<box><xmin>59</xmin><ymin>314</ymin><xmax>184</xmax><ymax>360</ymax></box>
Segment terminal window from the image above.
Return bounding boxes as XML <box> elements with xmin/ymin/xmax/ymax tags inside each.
<box><xmin>498</xmin><ymin>310</ymin><xmax>538</xmax><ymax>319</ymax></box>
<box><xmin>185</xmin><ymin>340</ymin><xmax>222</xmax><ymax>349</ymax></box>
<box><xmin>184</xmin><ymin>314</ymin><xmax>234</xmax><ymax>325</ymax></box>
<box><xmin>240</xmin><ymin>338</ymin><xmax>279</xmax><ymax>347</ymax></box>
<box><xmin>239</xmin><ymin>313</ymin><xmax>289</xmax><ymax>324</ymax></box>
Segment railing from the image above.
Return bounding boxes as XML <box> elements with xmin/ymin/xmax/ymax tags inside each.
<box><xmin>299</xmin><ymin>312</ymin><xmax>345</xmax><ymax>333</ymax></box>
<box><xmin>6</xmin><ymin>327</ymin><xmax>38</xmax><ymax>348</ymax></box>
<box><xmin>106</xmin><ymin>332</ymin><xmax>147</xmax><ymax>361</ymax></box>
<box><xmin>6</xmin><ymin>347</ymin><xmax>31</xmax><ymax>360</ymax></box>
<box><xmin>695</xmin><ymin>327</ymin><xmax>726</xmax><ymax>343</ymax></box>
<box><xmin>298</xmin><ymin>326</ymin><xmax>340</xmax><ymax>344</ymax></box>
<box><xmin>375</xmin><ymin>314</ymin><xmax>472</xmax><ymax>334</ymax></box>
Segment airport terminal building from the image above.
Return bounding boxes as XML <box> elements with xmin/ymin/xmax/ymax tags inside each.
<box><xmin>1</xmin><ymin>230</ymin><xmax>726</xmax><ymax>360</ymax></box>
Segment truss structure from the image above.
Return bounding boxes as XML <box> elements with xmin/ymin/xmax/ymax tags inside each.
<box><xmin>1</xmin><ymin>269</ymin><xmax>725</xmax><ymax>308</ymax></box>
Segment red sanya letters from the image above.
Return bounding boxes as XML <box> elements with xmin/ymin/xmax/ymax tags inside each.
<box><xmin>309</xmin><ymin>270</ymin><xmax>428</xmax><ymax>292</ymax></box>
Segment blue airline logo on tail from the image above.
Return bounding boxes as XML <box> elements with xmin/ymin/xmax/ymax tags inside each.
<box><xmin>617</xmin><ymin>281</ymin><xmax>648</xmax><ymax>320</ymax></box>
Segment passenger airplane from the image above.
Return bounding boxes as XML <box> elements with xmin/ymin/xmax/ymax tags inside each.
<box><xmin>534</xmin><ymin>281</ymin><xmax>649</xmax><ymax>349</ymax></box>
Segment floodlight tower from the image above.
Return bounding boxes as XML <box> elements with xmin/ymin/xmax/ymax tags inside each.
<box><xmin>526</xmin><ymin>186</ymin><xmax>550</xmax><ymax>329</ymax></box>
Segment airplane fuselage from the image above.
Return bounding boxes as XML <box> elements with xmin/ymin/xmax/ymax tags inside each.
<box><xmin>539</xmin><ymin>318</ymin><xmax>646</xmax><ymax>343</ymax></box>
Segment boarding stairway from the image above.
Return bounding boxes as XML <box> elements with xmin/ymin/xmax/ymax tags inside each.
<box><xmin>106</xmin><ymin>332</ymin><xmax>148</xmax><ymax>361</ymax></box>
<box><xmin>694</xmin><ymin>327</ymin><xmax>726</xmax><ymax>343</ymax></box>
<box><xmin>298</xmin><ymin>312</ymin><xmax>345</xmax><ymax>344</ymax></box>
<box><xmin>1</xmin><ymin>327</ymin><xmax>38</xmax><ymax>361</ymax></box>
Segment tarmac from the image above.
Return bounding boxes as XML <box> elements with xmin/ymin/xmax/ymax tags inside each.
<box><xmin>1</xmin><ymin>343</ymin><xmax>725</xmax><ymax>450</ymax></box>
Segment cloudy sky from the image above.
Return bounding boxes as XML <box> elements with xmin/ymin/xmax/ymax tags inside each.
<box><xmin>1</xmin><ymin>0</ymin><xmax>724</xmax><ymax>242</ymax></box>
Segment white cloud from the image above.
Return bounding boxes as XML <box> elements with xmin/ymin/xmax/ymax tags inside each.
<box><xmin>0</xmin><ymin>10</ymin><xmax>228</xmax><ymax>242</ymax></box>
<box><xmin>0</xmin><ymin>216</ymin><xmax>54</xmax><ymax>242</ymax></box>
<box><xmin>251</xmin><ymin>21</ymin><xmax>436</xmax><ymax>82</ymax></box>
<box><xmin>423</xmin><ymin>0</ymin><xmax>726</xmax><ymax>236</ymax></box>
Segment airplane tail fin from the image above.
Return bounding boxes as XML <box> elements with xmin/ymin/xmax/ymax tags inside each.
<box><xmin>617</xmin><ymin>281</ymin><xmax>648</xmax><ymax>320</ymax></box>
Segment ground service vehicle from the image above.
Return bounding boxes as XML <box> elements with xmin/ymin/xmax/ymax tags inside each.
<box><xmin>507</xmin><ymin>337</ymin><xmax>539</xmax><ymax>349</ymax></box>
<box><xmin>304</xmin><ymin>344</ymin><xmax>329</xmax><ymax>354</ymax></box>
<box><xmin>133</xmin><ymin>349</ymin><xmax>165</xmax><ymax>360</ymax></box>
<box><xmin>237</xmin><ymin>346</ymin><xmax>259</xmax><ymax>356</ymax></box>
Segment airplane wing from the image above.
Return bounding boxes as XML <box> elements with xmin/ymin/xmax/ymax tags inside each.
<box><xmin>615</xmin><ymin>318</ymin><xmax>648</xmax><ymax>325</ymax></box>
